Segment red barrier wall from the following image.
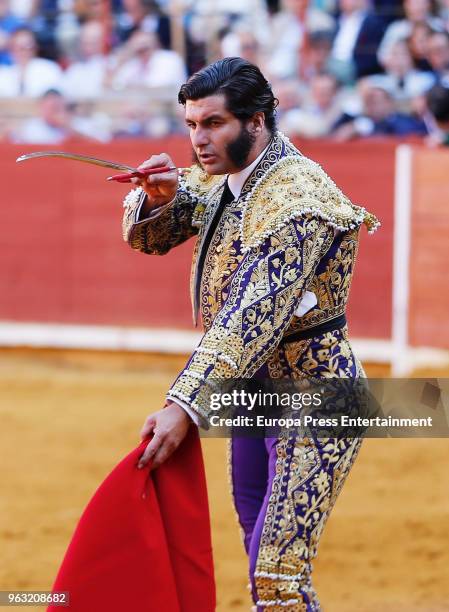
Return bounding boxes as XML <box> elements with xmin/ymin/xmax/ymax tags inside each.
<box><xmin>0</xmin><ymin>138</ymin><xmax>393</xmax><ymax>338</ymax></box>
<box><xmin>409</xmin><ymin>147</ymin><xmax>449</xmax><ymax>349</ymax></box>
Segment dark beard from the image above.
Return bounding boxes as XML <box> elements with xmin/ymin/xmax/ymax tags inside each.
<box><xmin>191</xmin><ymin>123</ymin><xmax>256</xmax><ymax>170</ymax></box>
<box><xmin>226</xmin><ymin>124</ymin><xmax>256</xmax><ymax>169</ymax></box>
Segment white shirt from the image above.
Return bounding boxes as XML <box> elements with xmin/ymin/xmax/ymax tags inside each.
<box><xmin>62</xmin><ymin>56</ymin><xmax>107</xmax><ymax>101</ymax></box>
<box><xmin>373</xmin><ymin>71</ymin><xmax>436</xmax><ymax>103</ymax></box>
<box><xmin>0</xmin><ymin>57</ymin><xmax>63</xmax><ymax>97</ymax></box>
<box><xmin>227</xmin><ymin>143</ymin><xmax>268</xmax><ymax>198</ymax></box>
<box><xmin>111</xmin><ymin>49</ymin><xmax>187</xmax><ymax>91</ymax></box>
<box><xmin>331</xmin><ymin>11</ymin><xmax>366</xmax><ymax>63</ymax></box>
<box><xmin>168</xmin><ymin>143</ymin><xmax>318</xmax><ymax>424</ymax></box>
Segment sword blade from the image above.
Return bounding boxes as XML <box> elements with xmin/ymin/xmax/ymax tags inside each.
<box><xmin>16</xmin><ymin>151</ymin><xmax>138</xmax><ymax>173</ymax></box>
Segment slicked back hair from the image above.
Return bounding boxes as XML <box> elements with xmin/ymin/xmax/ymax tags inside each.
<box><xmin>178</xmin><ymin>57</ymin><xmax>279</xmax><ymax>135</ymax></box>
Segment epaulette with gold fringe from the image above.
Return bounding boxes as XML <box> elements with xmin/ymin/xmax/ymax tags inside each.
<box><xmin>240</xmin><ymin>156</ymin><xmax>380</xmax><ymax>251</ymax></box>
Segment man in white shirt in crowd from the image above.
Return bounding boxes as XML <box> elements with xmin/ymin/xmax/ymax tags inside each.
<box><xmin>0</xmin><ymin>27</ymin><xmax>62</xmax><ymax>97</ymax></box>
<box><xmin>107</xmin><ymin>29</ymin><xmax>187</xmax><ymax>92</ymax></box>
<box><xmin>62</xmin><ymin>20</ymin><xmax>108</xmax><ymax>101</ymax></box>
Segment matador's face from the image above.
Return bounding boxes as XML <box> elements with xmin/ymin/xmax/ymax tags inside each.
<box><xmin>185</xmin><ymin>94</ymin><xmax>255</xmax><ymax>175</ymax></box>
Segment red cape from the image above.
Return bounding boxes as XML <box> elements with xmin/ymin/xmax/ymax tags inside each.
<box><xmin>48</xmin><ymin>427</ymin><xmax>215</xmax><ymax>611</ymax></box>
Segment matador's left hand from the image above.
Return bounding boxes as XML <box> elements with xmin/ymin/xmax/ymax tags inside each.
<box><xmin>138</xmin><ymin>401</ymin><xmax>191</xmax><ymax>470</ymax></box>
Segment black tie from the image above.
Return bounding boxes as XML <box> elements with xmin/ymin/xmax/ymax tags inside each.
<box><xmin>203</xmin><ymin>180</ymin><xmax>234</xmax><ymax>249</ymax></box>
<box><xmin>194</xmin><ymin>180</ymin><xmax>235</xmax><ymax>315</ymax></box>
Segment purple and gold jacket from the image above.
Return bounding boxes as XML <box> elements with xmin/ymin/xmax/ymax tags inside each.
<box><xmin>122</xmin><ymin>132</ymin><xmax>379</xmax><ymax>425</ymax></box>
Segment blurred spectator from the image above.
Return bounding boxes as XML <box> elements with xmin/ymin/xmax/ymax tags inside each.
<box><xmin>275</xmin><ymin>78</ymin><xmax>303</xmax><ymax>112</ymax></box>
<box><xmin>30</xmin><ymin>0</ymin><xmax>76</xmax><ymax>62</ymax></box>
<box><xmin>0</xmin><ymin>0</ymin><xmax>23</xmax><ymax>65</ymax></box>
<box><xmin>57</xmin><ymin>0</ymin><xmax>112</xmax><ymax>61</ymax></box>
<box><xmin>114</xmin><ymin>0</ymin><xmax>171</xmax><ymax>48</ymax></box>
<box><xmin>378</xmin><ymin>0</ymin><xmax>444</xmax><ymax>67</ymax></box>
<box><xmin>190</xmin><ymin>0</ymin><xmax>270</xmax><ymax>30</ymax></box>
<box><xmin>9</xmin><ymin>88</ymin><xmax>113</xmax><ymax>142</ymax></box>
<box><xmin>183</xmin><ymin>9</ymin><xmax>207</xmax><ymax>75</ymax></box>
<box><xmin>75</xmin><ymin>0</ymin><xmax>111</xmax><ymax>22</ymax></box>
<box><xmin>439</xmin><ymin>0</ymin><xmax>449</xmax><ymax>29</ymax></box>
<box><xmin>0</xmin><ymin>27</ymin><xmax>63</xmax><ymax>96</ymax></box>
<box><xmin>265</xmin><ymin>0</ymin><xmax>334</xmax><ymax>79</ymax></box>
<box><xmin>113</xmin><ymin>97</ymin><xmax>149</xmax><ymax>137</ymax></box>
<box><xmin>301</xmin><ymin>29</ymin><xmax>333</xmax><ymax>82</ymax></box>
<box><xmin>333</xmin><ymin>77</ymin><xmax>428</xmax><ymax>139</ymax></box>
<box><xmin>55</xmin><ymin>0</ymin><xmax>84</xmax><ymax>63</ymax></box>
<box><xmin>112</xmin><ymin>95</ymin><xmax>176</xmax><ymax>137</ymax></box>
<box><xmin>378</xmin><ymin>39</ymin><xmax>435</xmax><ymax>106</ymax></box>
<box><xmin>372</xmin><ymin>0</ymin><xmax>403</xmax><ymax>25</ymax></box>
<box><xmin>426</xmin><ymin>30</ymin><xmax>449</xmax><ymax>78</ymax></box>
<box><xmin>426</xmin><ymin>79</ymin><xmax>449</xmax><ymax>144</ymax></box>
<box><xmin>220</xmin><ymin>26</ymin><xmax>262</xmax><ymax>66</ymax></box>
<box><xmin>70</xmin><ymin>100</ymin><xmax>112</xmax><ymax>141</ymax></box>
<box><xmin>9</xmin><ymin>0</ymin><xmax>38</xmax><ymax>19</ymax></box>
<box><xmin>192</xmin><ymin>0</ymin><xmax>268</xmax><ymax>20</ymax></box>
<box><xmin>62</xmin><ymin>20</ymin><xmax>108</xmax><ymax>100</ymax></box>
<box><xmin>329</xmin><ymin>0</ymin><xmax>387</xmax><ymax>82</ymax></box>
<box><xmin>0</xmin><ymin>1</ymin><xmax>439</xmax><ymax>142</ymax></box>
<box><xmin>311</xmin><ymin>0</ymin><xmax>337</xmax><ymax>11</ymax></box>
<box><xmin>107</xmin><ymin>29</ymin><xmax>186</xmax><ymax>90</ymax></box>
<box><xmin>279</xmin><ymin>72</ymin><xmax>344</xmax><ymax>137</ymax></box>
<box><xmin>10</xmin><ymin>88</ymin><xmax>71</xmax><ymax>142</ymax></box>
<box><xmin>185</xmin><ymin>0</ymin><xmax>269</xmax><ymax>74</ymax></box>
<box><xmin>408</xmin><ymin>20</ymin><xmax>434</xmax><ymax>69</ymax></box>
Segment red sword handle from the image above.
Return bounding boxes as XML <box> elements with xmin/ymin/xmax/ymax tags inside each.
<box><xmin>107</xmin><ymin>166</ymin><xmax>177</xmax><ymax>183</ymax></box>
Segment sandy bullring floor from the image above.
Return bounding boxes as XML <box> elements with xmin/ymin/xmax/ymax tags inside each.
<box><xmin>0</xmin><ymin>348</ymin><xmax>448</xmax><ymax>611</ymax></box>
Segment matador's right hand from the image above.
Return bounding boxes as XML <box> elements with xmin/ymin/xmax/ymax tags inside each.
<box><xmin>131</xmin><ymin>153</ymin><xmax>179</xmax><ymax>209</ymax></box>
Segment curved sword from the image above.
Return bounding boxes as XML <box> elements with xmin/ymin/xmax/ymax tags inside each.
<box><xmin>16</xmin><ymin>151</ymin><xmax>138</xmax><ymax>173</ymax></box>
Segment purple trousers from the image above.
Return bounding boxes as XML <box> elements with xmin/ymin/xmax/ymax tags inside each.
<box><xmin>229</xmin><ymin>435</ymin><xmax>362</xmax><ymax>611</ymax></box>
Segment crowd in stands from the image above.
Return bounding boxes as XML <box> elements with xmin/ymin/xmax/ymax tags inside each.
<box><xmin>2</xmin><ymin>0</ymin><xmax>449</xmax><ymax>144</ymax></box>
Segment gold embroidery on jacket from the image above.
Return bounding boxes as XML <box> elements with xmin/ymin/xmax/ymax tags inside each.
<box><xmin>170</xmin><ymin>219</ymin><xmax>334</xmax><ymax>421</ymax></box>
<box><xmin>122</xmin><ymin>131</ymin><xmax>380</xmax><ymax>422</ymax></box>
